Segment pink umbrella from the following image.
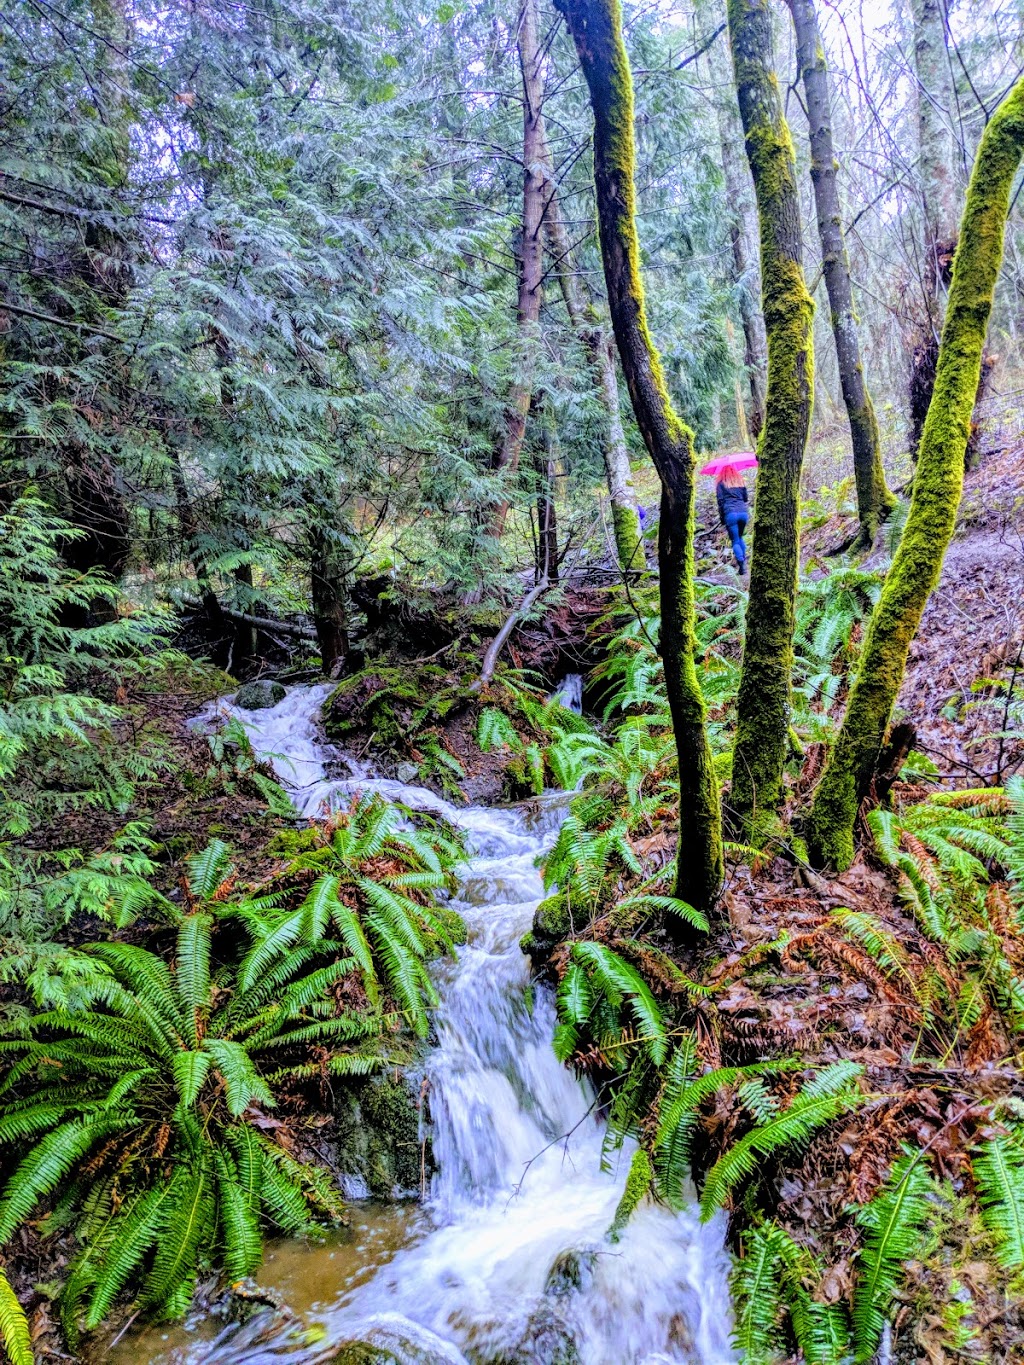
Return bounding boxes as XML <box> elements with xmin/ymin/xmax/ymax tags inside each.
<box><xmin>698</xmin><ymin>452</ymin><xmax>758</xmax><ymax>477</ymax></box>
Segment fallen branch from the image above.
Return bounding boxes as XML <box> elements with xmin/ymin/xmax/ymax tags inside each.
<box><xmin>177</xmin><ymin>595</ymin><xmax>318</xmax><ymax>641</ymax></box>
<box><xmin>471</xmin><ymin>577</ymin><xmax>555</xmax><ymax>689</ymax></box>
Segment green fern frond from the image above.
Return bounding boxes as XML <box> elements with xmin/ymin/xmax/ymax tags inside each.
<box><xmin>572</xmin><ymin>942</ymin><xmax>666</xmax><ymax>1065</ymax></box>
<box><xmin>185</xmin><ymin>840</ymin><xmax>234</xmax><ymax>902</ymax></box>
<box><xmin>139</xmin><ymin>1164</ymin><xmax>210</xmax><ymax>1315</ymax></box>
<box><xmin>974</xmin><ymin>1133</ymin><xmax>1024</xmax><ymax>1268</ymax></box>
<box><xmin>82</xmin><ymin>1183</ymin><xmax>174</xmax><ymax>1329</ymax></box>
<box><xmin>852</xmin><ymin>1150</ymin><xmax>931</xmax><ymax>1361</ymax></box>
<box><xmin>699</xmin><ymin>1066</ymin><xmax>863</xmax><ymax>1221</ymax></box>
<box><xmin>732</xmin><ymin>1222</ymin><xmax>786</xmax><ymax>1364</ymax></box>
<box><xmin>0</xmin><ymin>1265</ymin><xmax>32</xmax><ymax>1365</ymax></box>
<box><xmin>176</xmin><ymin>914</ymin><xmax>212</xmax><ymax>1044</ymax></box>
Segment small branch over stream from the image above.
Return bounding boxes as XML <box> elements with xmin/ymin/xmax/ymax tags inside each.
<box><xmin>471</xmin><ymin>576</ymin><xmax>555</xmax><ymax>690</ymax></box>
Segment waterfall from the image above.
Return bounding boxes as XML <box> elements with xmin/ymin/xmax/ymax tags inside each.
<box><xmin>186</xmin><ymin>687</ymin><xmax>735</xmax><ymax>1365</ymax></box>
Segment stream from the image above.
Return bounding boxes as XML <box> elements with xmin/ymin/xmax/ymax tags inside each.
<box><xmin>111</xmin><ymin>685</ymin><xmax>734</xmax><ymax>1365</ymax></box>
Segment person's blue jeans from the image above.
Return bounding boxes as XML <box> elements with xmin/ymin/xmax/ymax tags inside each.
<box><xmin>724</xmin><ymin>509</ymin><xmax>748</xmax><ymax>570</ymax></box>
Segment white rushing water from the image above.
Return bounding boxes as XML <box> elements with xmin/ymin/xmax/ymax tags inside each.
<box><xmin>196</xmin><ymin>686</ymin><xmax>735</xmax><ymax>1365</ymax></box>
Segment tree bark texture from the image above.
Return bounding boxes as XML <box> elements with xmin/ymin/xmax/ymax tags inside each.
<box><xmin>310</xmin><ymin>527</ymin><xmax>349</xmax><ymax>677</ymax></box>
<box><xmin>727</xmin><ymin>0</ymin><xmax>815</xmax><ymax>838</ymax></box>
<box><xmin>541</xmin><ymin>134</ymin><xmax>646</xmax><ymax>572</ymax></box>
<box><xmin>787</xmin><ymin>0</ymin><xmax>894</xmax><ymax>546</ymax></box>
<box><xmin>913</xmin><ymin>0</ymin><xmax>959</xmax><ymax>315</ymax></box>
<box><xmin>490</xmin><ymin>0</ymin><xmax>553</xmax><ymax>538</ymax></box>
<box><xmin>701</xmin><ymin>1</ymin><xmax>767</xmax><ymax>437</ymax></box>
<box><xmin>807</xmin><ymin>78</ymin><xmax>1024</xmax><ymax>871</ymax></box>
<box><xmin>534</xmin><ymin>417</ymin><xmax>560</xmax><ymax>585</ymax></box>
<box><xmin>908</xmin><ymin>0</ymin><xmax>963</xmax><ymax>458</ymax></box>
<box><xmin>555</xmin><ymin>0</ymin><xmax>723</xmax><ymax>921</ymax></box>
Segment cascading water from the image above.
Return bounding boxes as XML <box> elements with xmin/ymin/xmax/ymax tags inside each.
<box><xmin>176</xmin><ymin>687</ymin><xmax>735</xmax><ymax>1365</ymax></box>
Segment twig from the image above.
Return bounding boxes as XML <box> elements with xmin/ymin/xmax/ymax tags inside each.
<box><xmin>472</xmin><ymin>577</ymin><xmax>556</xmax><ymax>689</ymax></box>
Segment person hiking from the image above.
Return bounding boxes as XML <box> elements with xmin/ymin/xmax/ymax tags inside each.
<box><xmin>716</xmin><ymin>464</ymin><xmax>749</xmax><ymax>573</ymax></box>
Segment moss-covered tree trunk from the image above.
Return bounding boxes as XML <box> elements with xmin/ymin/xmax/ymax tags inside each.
<box><xmin>700</xmin><ymin>0</ymin><xmax>767</xmax><ymax>437</ymax></box>
<box><xmin>555</xmin><ymin>0</ymin><xmax>723</xmax><ymax>921</ymax></box>
<box><xmin>490</xmin><ymin>0</ymin><xmax>552</xmax><ymax>539</ymax></box>
<box><xmin>787</xmin><ymin>0</ymin><xmax>894</xmax><ymax>547</ymax></box>
<box><xmin>541</xmin><ymin>139</ymin><xmax>646</xmax><ymax>572</ymax></box>
<box><xmin>727</xmin><ymin>0</ymin><xmax>815</xmax><ymax>837</ymax></box>
<box><xmin>807</xmin><ymin>78</ymin><xmax>1024</xmax><ymax>871</ymax></box>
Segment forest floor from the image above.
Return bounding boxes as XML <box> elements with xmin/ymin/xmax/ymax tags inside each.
<box><xmin>16</xmin><ymin>422</ymin><xmax>1024</xmax><ymax>1364</ymax></box>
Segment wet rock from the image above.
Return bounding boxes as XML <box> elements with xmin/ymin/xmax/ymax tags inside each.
<box><xmin>488</xmin><ymin>1305</ymin><xmax>581</xmax><ymax>1364</ymax></box>
<box><xmin>328</xmin><ymin>1314</ymin><xmax>467</xmax><ymax>1364</ymax></box>
<box><xmin>524</xmin><ymin>893</ymin><xmax>572</xmax><ymax>958</ymax></box>
<box><xmin>543</xmin><ymin>1246</ymin><xmax>599</xmax><ymax>1299</ymax></box>
<box><xmin>331</xmin><ymin>1075</ymin><xmax>429</xmax><ymax>1199</ymax></box>
<box><xmin>330</xmin><ymin>1345</ymin><xmax>401</xmax><ymax>1365</ymax></box>
<box><xmin>234</xmin><ymin>679</ymin><xmax>286</xmax><ymax>710</ymax></box>
<box><xmin>395</xmin><ymin>761</ymin><xmax>420</xmax><ymax>784</ymax></box>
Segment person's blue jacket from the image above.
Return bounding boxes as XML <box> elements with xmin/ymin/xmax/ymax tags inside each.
<box><xmin>716</xmin><ymin>482</ymin><xmax>748</xmax><ymax>524</ymax></box>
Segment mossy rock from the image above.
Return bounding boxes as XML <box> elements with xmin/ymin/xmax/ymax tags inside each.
<box><xmin>266</xmin><ymin>826</ymin><xmax>321</xmax><ymax>860</ymax></box>
<box><xmin>329</xmin><ymin>1347</ymin><xmax>400</xmax><ymax>1365</ymax></box>
<box><xmin>332</xmin><ymin>1076</ymin><xmax>428</xmax><ymax>1199</ymax></box>
<box><xmin>235</xmin><ymin>680</ymin><xmax>286</xmax><ymax>710</ymax></box>
<box><xmin>529</xmin><ymin>894</ymin><xmax>572</xmax><ymax>953</ymax></box>
<box><xmin>543</xmin><ymin>1246</ymin><xmax>599</xmax><ymax>1300</ymax></box>
<box><xmin>324</xmin><ymin>664</ymin><xmax>472</xmax><ymax>752</ymax></box>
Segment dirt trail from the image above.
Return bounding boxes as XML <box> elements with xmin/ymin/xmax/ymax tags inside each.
<box><xmin>896</xmin><ymin>437</ymin><xmax>1024</xmax><ymax>781</ymax></box>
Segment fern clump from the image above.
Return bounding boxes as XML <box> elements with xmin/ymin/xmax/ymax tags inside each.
<box><xmin>699</xmin><ymin>1062</ymin><xmax>864</xmax><ymax>1221</ymax></box>
<box><xmin>973</xmin><ymin>1128</ymin><xmax>1024</xmax><ymax>1269</ymax></box>
<box><xmin>241</xmin><ymin>793</ymin><xmax>465</xmax><ymax>1036</ymax></box>
<box><xmin>0</xmin><ymin>857</ymin><xmax>392</xmax><ymax>1337</ymax></box>
<box><xmin>732</xmin><ymin>1220</ymin><xmax>850</xmax><ymax>1365</ymax></box>
<box><xmin>852</xmin><ymin>1150</ymin><xmax>932</xmax><ymax>1360</ymax></box>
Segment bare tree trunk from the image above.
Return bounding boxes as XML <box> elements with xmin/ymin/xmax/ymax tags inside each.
<box><xmin>555</xmin><ymin>0</ymin><xmax>723</xmax><ymax>924</ymax></box>
<box><xmin>728</xmin><ymin>0</ymin><xmax>815</xmax><ymax>839</ymax></box>
<box><xmin>701</xmin><ymin>0</ymin><xmax>767</xmax><ymax>437</ymax></box>
<box><xmin>170</xmin><ymin>448</ymin><xmax>223</xmax><ymax>629</ymax></box>
<box><xmin>908</xmin><ymin>0</ymin><xmax>960</xmax><ymax>455</ymax></box>
<box><xmin>310</xmin><ymin>526</ymin><xmax>349</xmax><ymax>677</ymax></box>
<box><xmin>808</xmin><ymin>78</ymin><xmax>1024</xmax><ymax>870</ymax></box>
<box><xmin>532</xmin><ymin>406</ymin><xmax>560</xmax><ymax>585</ymax></box>
<box><xmin>542</xmin><ymin>143</ymin><xmax>646</xmax><ymax>571</ymax></box>
<box><xmin>787</xmin><ymin>0</ymin><xmax>894</xmax><ymax>546</ymax></box>
<box><xmin>490</xmin><ymin>0</ymin><xmax>553</xmax><ymax>539</ymax></box>
<box><xmin>914</xmin><ymin>0</ymin><xmax>959</xmax><ymax>312</ymax></box>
